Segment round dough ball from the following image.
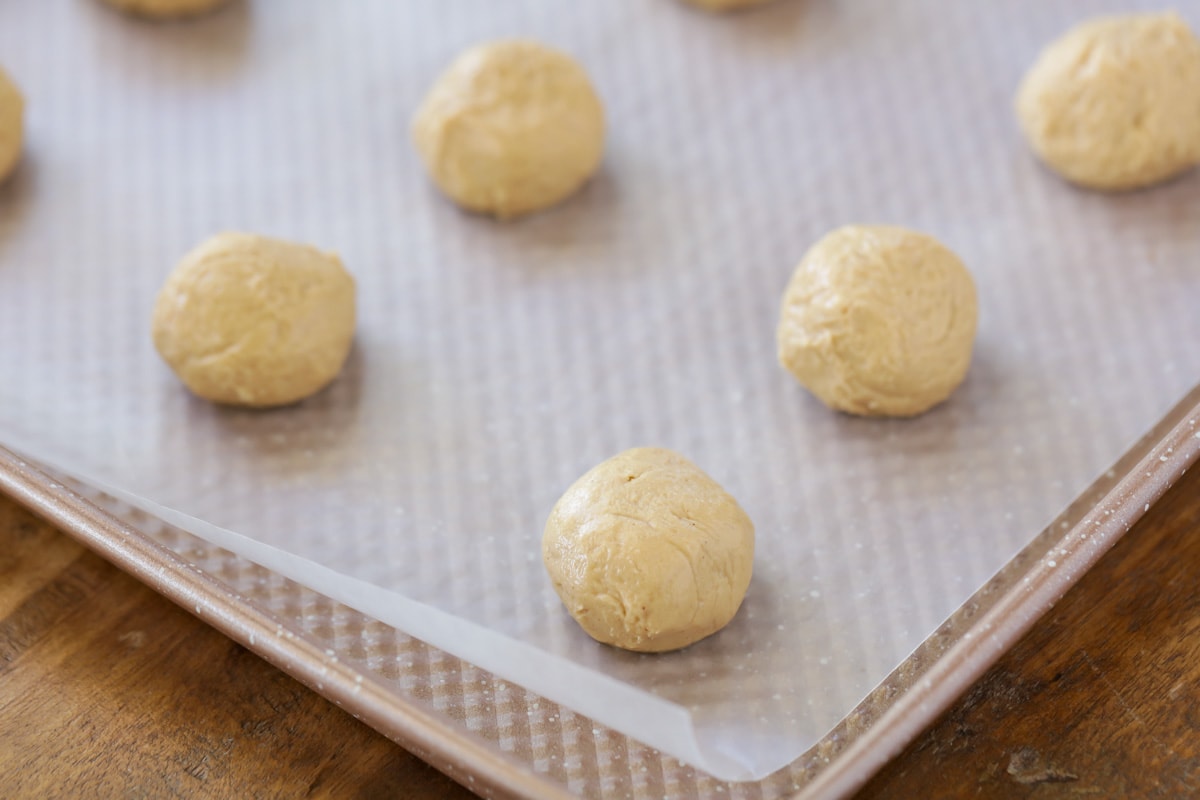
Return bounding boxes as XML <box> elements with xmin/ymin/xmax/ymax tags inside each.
<box><xmin>412</xmin><ymin>40</ymin><xmax>605</xmax><ymax>220</ymax></box>
<box><xmin>0</xmin><ymin>68</ymin><xmax>24</xmax><ymax>184</ymax></box>
<box><xmin>152</xmin><ymin>233</ymin><xmax>356</xmax><ymax>408</ymax></box>
<box><xmin>543</xmin><ymin>447</ymin><xmax>755</xmax><ymax>653</ymax></box>
<box><xmin>777</xmin><ymin>225</ymin><xmax>978</xmax><ymax>418</ymax></box>
<box><xmin>680</xmin><ymin>0</ymin><xmax>776</xmax><ymax>12</ymax></box>
<box><xmin>100</xmin><ymin>0</ymin><xmax>231</xmax><ymax>19</ymax></box>
<box><xmin>1015</xmin><ymin>12</ymin><xmax>1200</xmax><ymax>191</ymax></box>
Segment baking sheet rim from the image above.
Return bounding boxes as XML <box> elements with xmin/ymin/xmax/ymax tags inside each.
<box><xmin>0</xmin><ymin>382</ymin><xmax>1196</xmax><ymax>800</ymax></box>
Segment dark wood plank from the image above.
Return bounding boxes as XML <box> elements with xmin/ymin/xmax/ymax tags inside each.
<box><xmin>0</xmin><ymin>495</ymin><xmax>470</xmax><ymax>800</ymax></box>
<box><xmin>857</xmin><ymin>462</ymin><xmax>1200</xmax><ymax>799</ymax></box>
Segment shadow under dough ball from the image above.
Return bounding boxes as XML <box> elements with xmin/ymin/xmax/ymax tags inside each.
<box><xmin>0</xmin><ymin>67</ymin><xmax>23</xmax><ymax>183</ymax></box>
<box><xmin>1016</xmin><ymin>11</ymin><xmax>1200</xmax><ymax>191</ymax></box>
<box><xmin>680</xmin><ymin>0</ymin><xmax>777</xmax><ymax>12</ymax></box>
<box><xmin>543</xmin><ymin>447</ymin><xmax>755</xmax><ymax>654</ymax></box>
<box><xmin>412</xmin><ymin>39</ymin><xmax>606</xmax><ymax>220</ymax></box>
<box><xmin>151</xmin><ymin>233</ymin><xmax>357</xmax><ymax>408</ymax></box>
<box><xmin>777</xmin><ymin>225</ymin><xmax>978</xmax><ymax>418</ymax></box>
<box><xmin>99</xmin><ymin>0</ymin><xmax>232</xmax><ymax>20</ymax></box>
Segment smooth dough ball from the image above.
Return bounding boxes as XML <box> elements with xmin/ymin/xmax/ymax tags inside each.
<box><xmin>100</xmin><ymin>0</ymin><xmax>231</xmax><ymax>20</ymax></box>
<box><xmin>1016</xmin><ymin>12</ymin><xmax>1200</xmax><ymax>190</ymax></box>
<box><xmin>680</xmin><ymin>0</ymin><xmax>776</xmax><ymax>12</ymax></box>
<box><xmin>412</xmin><ymin>40</ymin><xmax>605</xmax><ymax>220</ymax></box>
<box><xmin>542</xmin><ymin>447</ymin><xmax>755</xmax><ymax>653</ymax></box>
<box><xmin>0</xmin><ymin>68</ymin><xmax>23</xmax><ymax>183</ymax></box>
<box><xmin>777</xmin><ymin>225</ymin><xmax>978</xmax><ymax>418</ymax></box>
<box><xmin>152</xmin><ymin>233</ymin><xmax>356</xmax><ymax>408</ymax></box>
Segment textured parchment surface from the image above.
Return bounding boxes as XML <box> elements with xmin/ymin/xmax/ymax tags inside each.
<box><xmin>0</xmin><ymin>0</ymin><xmax>1196</xmax><ymax>780</ymax></box>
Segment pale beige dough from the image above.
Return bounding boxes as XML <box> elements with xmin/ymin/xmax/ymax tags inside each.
<box><xmin>152</xmin><ymin>233</ymin><xmax>356</xmax><ymax>408</ymax></box>
<box><xmin>412</xmin><ymin>40</ymin><xmax>605</xmax><ymax>220</ymax></box>
<box><xmin>681</xmin><ymin>0</ymin><xmax>777</xmax><ymax>12</ymax></box>
<box><xmin>542</xmin><ymin>447</ymin><xmax>755</xmax><ymax>653</ymax></box>
<box><xmin>0</xmin><ymin>68</ymin><xmax>24</xmax><ymax>184</ymax></box>
<box><xmin>777</xmin><ymin>225</ymin><xmax>978</xmax><ymax>418</ymax></box>
<box><xmin>100</xmin><ymin>0</ymin><xmax>231</xmax><ymax>19</ymax></box>
<box><xmin>1016</xmin><ymin>12</ymin><xmax>1200</xmax><ymax>191</ymax></box>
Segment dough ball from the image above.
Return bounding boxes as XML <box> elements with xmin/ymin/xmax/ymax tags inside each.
<box><xmin>543</xmin><ymin>447</ymin><xmax>755</xmax><ymax>653</ymax></box>
<box><xmin>680</xmin><ymin>0</ymin><xmax>776</xmax><ymax>12</ymax></box>
<box><xmin>0</xmin><ymin>68</ymin><xmax>24</xmax><ymax>184</ymax></box>
<box><xmin>100</xmin><ymin>0</ymin><xmax>232</xmax><ymax>19</ymax></box>
<box><xmin>412</xmin><ymin>40</ymin><xmax>605</xmax><ymax>220</ymax></box>
<box><xmin>777</xmin><ymin>225</ymin><xmax>978</xmax><ymax>418</ymax></box>
<box><xmin>1016</xmin><ymin>12</ymin><xmax>1200</xmax><ymax>190</ymax></box>
<box><xmin>152</xmin><ymin>233</ymin><xmax>356</xmax><ymax>408</ymax></box>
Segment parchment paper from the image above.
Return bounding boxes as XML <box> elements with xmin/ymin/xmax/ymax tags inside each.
<box><xmin>1</xmin><ymin>0</ymin><xmax>1197</xmax><ymax>781</ymax></box>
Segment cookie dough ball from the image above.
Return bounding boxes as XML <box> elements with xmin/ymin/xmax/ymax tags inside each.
<box><xmin>100</xmin><ymin>0</ymin><xmax>232</xmax><ymax>19</ymax></box>
<box><xmin>543</xmin><ymin>447</ymin><xmax>755</xmax><ymax>653</ymax></box>
<box><xmin>777</xmin><ymin>225</ymin><xmax>978</xmax><ymax>418</ymax></box>
<box><xmin>1016</xmin><ymin>12</ymin><xmax>1200</xmax><ymax>190</ymax></box>
<box><xmin>681</xmin><ymin>0</ymin><xmax>776</xmax><ymax>12</ymax></box>
<box><xmin>0</xmin><ymin>68</ymin><xmax>23</xmax><ymax>183</ymax></box>
<box><xmin>412</xmin><ymin>40</ymin><xmax>605</xmax><ymax>220</ymax></box>
<box><xmin>152</xmin><ymin>233</ymin><xmax>356</xmax><ymax>408</ymax></box>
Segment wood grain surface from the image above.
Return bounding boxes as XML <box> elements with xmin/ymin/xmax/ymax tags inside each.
<box><xmin>1</xmin><ymin>464</ymin><xmax>1197</xmax><ymax>799</ymax></box>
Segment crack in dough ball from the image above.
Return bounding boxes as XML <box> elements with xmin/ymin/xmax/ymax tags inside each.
<box><xmin>777</xmin><ymin>225</ymin><xmax>978</xmax><ymax>418</ymax></box>
<box><xmin>100</xmin><ymin>0</ymin><xmax>232</xmax><ymax>19</ymax></box>
<box><xmin>152</xmin><ymin>233</ymin><xmax>356</xmax><ymax>408</ymax></box>
<box><xmin>543</xmin><ymin>448</ymin><xmax>755</xmax><ymax>653</ymax></box>
<box><xmin>680</xmin><ymin>0</ymin><xmax>777</xmax><ymax>12</ymax></box>
<box><xmin>1016</xmin><ymin>12</ymin><xmax>1200</xmax><ymax>191</ymax></box>
<box><xmin>0</xmin><ymin>68</ymin><xmax>23</xmax><ymax>184</ymax></box>
<box><xmin>412</xmin><ymin>40</ymin><xmax>605</xmax><ymax>220</ymax></box>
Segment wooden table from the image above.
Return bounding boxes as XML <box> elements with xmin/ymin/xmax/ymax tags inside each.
<box><xmin>2</xmin><ymin>465</ymin><xmax>1197</xmax><ymax>798</ymax></box>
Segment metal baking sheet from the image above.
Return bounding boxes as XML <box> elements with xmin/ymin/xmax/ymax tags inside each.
<box><xmin>1</xmin><ymin>0</ymin><xmax>1198</xmax><ymax>791</ymax></box>
<box><xmin>2</xmin><ymin>385</ymin><xmax>1196</xmax><ymax>798</ymax></box>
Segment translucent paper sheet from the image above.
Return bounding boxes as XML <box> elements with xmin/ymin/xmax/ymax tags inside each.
<box><xmin>1</xmin><ymin>0</ymin><xmax>1197</xmax><ymax>782</ymax></box>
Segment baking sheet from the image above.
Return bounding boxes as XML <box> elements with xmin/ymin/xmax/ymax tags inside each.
<box><xmin>5</xmin><ymin>383</ymin><xmax>1198</xmax><ymax>800</ymax></box>
<box><xmin>0</xmin><ymin>0</ymin><xmax>1197</xmax><ymax>782</ymax></box>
